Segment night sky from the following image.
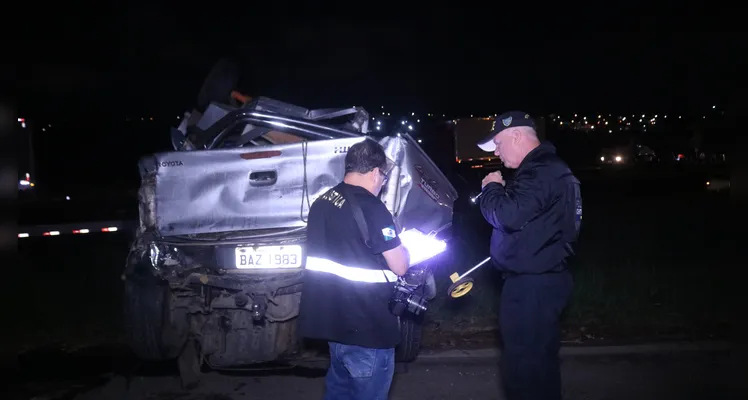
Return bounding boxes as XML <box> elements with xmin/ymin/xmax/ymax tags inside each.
<box><xmin>11</xmin><ymin>3</ymin><xmax>743</xmax><ymax>193</ymax></box>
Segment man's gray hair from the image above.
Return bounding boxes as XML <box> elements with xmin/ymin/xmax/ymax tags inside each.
<box><xmin>509</xmin><ymin>125</ymin><xmax>538</xmax><ymax>139</ymax></box>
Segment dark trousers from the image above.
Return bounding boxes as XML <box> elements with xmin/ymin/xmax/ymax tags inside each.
<box><xmin>499</xmin><ymin>271</ymin><xmax>573</xmax><ymax>400</ymax></box>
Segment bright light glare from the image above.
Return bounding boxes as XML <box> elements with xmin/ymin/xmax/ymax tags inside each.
<box><xmin>399</xmin><ymin>229</ymin><xmax>447</xmax><ymax>266</ymax></box>
<box><xmin>615</xmin><ymin>156</ymin><xmax>622</xmax><ymax>162</ymax></box>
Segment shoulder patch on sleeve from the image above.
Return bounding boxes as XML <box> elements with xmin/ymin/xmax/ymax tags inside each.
<box><xmin>381</xmin><ymin>226</ymin><xmax>397</xmax><ymax>241</ymax></box>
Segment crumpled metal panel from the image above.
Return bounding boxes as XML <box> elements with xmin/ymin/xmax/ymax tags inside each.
<box><xmin>139</xmin><ymin>136</ymin><xmax>367</xmax><ymax>236</ymax></box>
<box><xmin>380</xmin><ymin>135</ymin><xmax>459</xmax><ymax>236</ymax></box>
<box><xmin>139</xmin><ymin>134</ymin><xmax>458</xmax><ymax>238</ymax></box>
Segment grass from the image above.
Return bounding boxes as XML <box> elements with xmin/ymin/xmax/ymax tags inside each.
<box><xmin>422</xmin><ymin>182</ymin><xmax>740</xmax><ymax>344</ymax></box>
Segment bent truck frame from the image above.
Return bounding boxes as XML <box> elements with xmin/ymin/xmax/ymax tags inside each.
<box><xmin>122</xmin><ymin>84</ymin><xmax>458</xmax><ymax>388</ymax></box>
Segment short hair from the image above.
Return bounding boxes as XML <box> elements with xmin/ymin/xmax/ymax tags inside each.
<box><xmin>503</xmin><ymin>126</ymin><xmax>538</xmax><ymax>141</ymax></box>
<box><xmin>344</xmin><ymin>139</ymin><xmax>390</xmax><ymax>175</ymax></box>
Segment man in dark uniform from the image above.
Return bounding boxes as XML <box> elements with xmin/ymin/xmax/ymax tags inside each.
<box><xmin>476</xmin><ymin>111</ymin><xmax>582</xmax><ymax>400</ymax></box>
<box><xmin>298</xmin><ymin>138</ymin><xmax>410</xmax><ymax>400</ymax></box>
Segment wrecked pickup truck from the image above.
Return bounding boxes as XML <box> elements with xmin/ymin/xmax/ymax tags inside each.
<box><xmin>122</xmin><ymin>62</ymin><xmax>458</xmax><ymax>387</ymax></box>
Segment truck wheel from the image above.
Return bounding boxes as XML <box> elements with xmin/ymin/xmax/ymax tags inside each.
<box><xmin>123</xmin><ymin>273</ymin><xmax>181</xmax><ymax>360</ymax></box>
<box><xmin>395</xmin><ymin>317</ymin><xmax>423</xmax><ymax>363</ymax></box>
<box><xmin>196</xmin><ymin>58</ymin><xmax>239</xmax><ymax>112</ymax></box>
<box><xmin>424</xmin><ymin>272</ymin><xmax>437</xmax><ymax>300</ymax></box>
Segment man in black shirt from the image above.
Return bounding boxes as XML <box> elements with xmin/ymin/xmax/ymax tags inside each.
<box><xmin>298</xmin><ymin>138</ymin><xmax>410</xmax><ymax>400</ymax></box>
<box><xmin>476</xmin><ymin>111</ymin><xmax>581</xmax><ymax>400</ymax></box>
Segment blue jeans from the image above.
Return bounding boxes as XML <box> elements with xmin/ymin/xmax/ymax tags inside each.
<box><xmin>323</xmin><ymin>342</ymin><xmax>395</xmax><ymax>400</ymax></box>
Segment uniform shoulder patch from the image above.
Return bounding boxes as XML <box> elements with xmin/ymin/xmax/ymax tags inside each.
<box><xmin>381</xmin><ymin>226</ymin><xmax>396</xmax><ymax>241</ymax></box>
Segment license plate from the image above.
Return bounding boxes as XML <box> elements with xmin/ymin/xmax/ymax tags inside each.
<box><xmin>235</xmin><ymin>245</ymin><xmax>302</xmax><ymax>269</ymax></box>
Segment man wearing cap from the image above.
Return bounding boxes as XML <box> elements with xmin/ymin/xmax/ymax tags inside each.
<box><xmin>476</xmin><ymin>111</ymin><xmax>582</xmax><ymax>400</ymax></box>
<box><xmin>298</xmin><ymin>138</ymin><xmax>410</xmax><ymax>399</ymax></box>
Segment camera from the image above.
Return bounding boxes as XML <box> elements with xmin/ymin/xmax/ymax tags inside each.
<box><xmin>388</xmin><ymin>264</ymin><xmax>433</xmax><ymax>317</ymax></box>
<box><xmin>388</xmin><ymin>279</ymin><xmax>428</xmax><ymax>317</ymax></box>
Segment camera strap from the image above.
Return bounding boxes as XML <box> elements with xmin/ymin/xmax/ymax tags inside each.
<box><xmin>337</xmin><ymin>184</ymin><xmax>372</xmax><ymax>249</ymax></box>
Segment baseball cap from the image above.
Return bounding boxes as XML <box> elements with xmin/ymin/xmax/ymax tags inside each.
<box><xmin>476</xmin><ymin>111</ymin><xmax>536</xmax><ymax>152</ymax></box>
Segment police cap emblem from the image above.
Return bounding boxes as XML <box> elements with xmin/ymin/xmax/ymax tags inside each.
<box><xmin>502</xmin><ymin>116</ymin><xmax>513</xmax><ymax>127</ymax></box>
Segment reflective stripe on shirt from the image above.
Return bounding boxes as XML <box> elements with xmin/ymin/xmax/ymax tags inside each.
<box><xmin>305</xmin><ymin>256</ymin><xmax>398</xmax><ymax>283</ymax></box>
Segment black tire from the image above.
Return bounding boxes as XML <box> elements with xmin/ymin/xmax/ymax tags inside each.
<box><xmin>395</xmin><ymin>317</ymin><xmax>423</xmax><ymax>363</ymax></box>
<box><xmin>424</xmin><ymin>271</ymin><xmax>437</xmax><ymax>301</ymax></box>
<box><xmin>196</xmin><ymin>58</ymin><xmax>239</xmax><ymax>112</ymax></box>
<box><xmin>123</xmin><ymin>273</ymin><xmax>180</xmax><ymax>360</ymax></box>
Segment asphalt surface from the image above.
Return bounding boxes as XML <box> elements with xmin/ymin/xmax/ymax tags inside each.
<box><xmin>10</xmin><ymin>346</ymin><xmax>743</xmax><ymax>400</ymax></box>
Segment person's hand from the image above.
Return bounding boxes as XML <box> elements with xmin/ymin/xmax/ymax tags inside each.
<box><xmin>482</xmin><ymin>171</ymin><xmax>505</xmax><ymax>188</ymax></box>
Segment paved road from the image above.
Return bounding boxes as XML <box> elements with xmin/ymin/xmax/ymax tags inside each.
<box><xmin>59</xmin><ymin>348</ymin><xmax>746</xmax><ymax>400</ymax></box>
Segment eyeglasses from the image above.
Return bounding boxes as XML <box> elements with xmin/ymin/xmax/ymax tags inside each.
<box><xmin>378</xmin><ymin>168</ymin><xmax>389</xmax><ymax>183</ymax></box>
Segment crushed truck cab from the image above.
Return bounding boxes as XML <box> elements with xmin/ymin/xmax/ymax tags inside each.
<box><xmin>122</xmin><ymin>66</ymin><xmax>457</xmax><ymax>388</ymax></box>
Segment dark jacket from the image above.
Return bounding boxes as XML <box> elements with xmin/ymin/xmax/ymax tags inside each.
<box><xmin>479</xmin><ymin>142</ymin><xmax>582</xmax><ymax>275</ymax></box>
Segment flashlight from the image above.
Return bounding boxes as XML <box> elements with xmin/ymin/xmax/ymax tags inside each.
<box><xmin>470</xmin><ymin>191</ymin><xmax>484</xmax><ymax>203</ymax></box>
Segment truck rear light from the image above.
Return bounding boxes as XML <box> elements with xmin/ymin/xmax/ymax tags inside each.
<box><xmin>240</xmin><ymin>150</ymin><xmax>282</xmax><ymax>160</ymax></box>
